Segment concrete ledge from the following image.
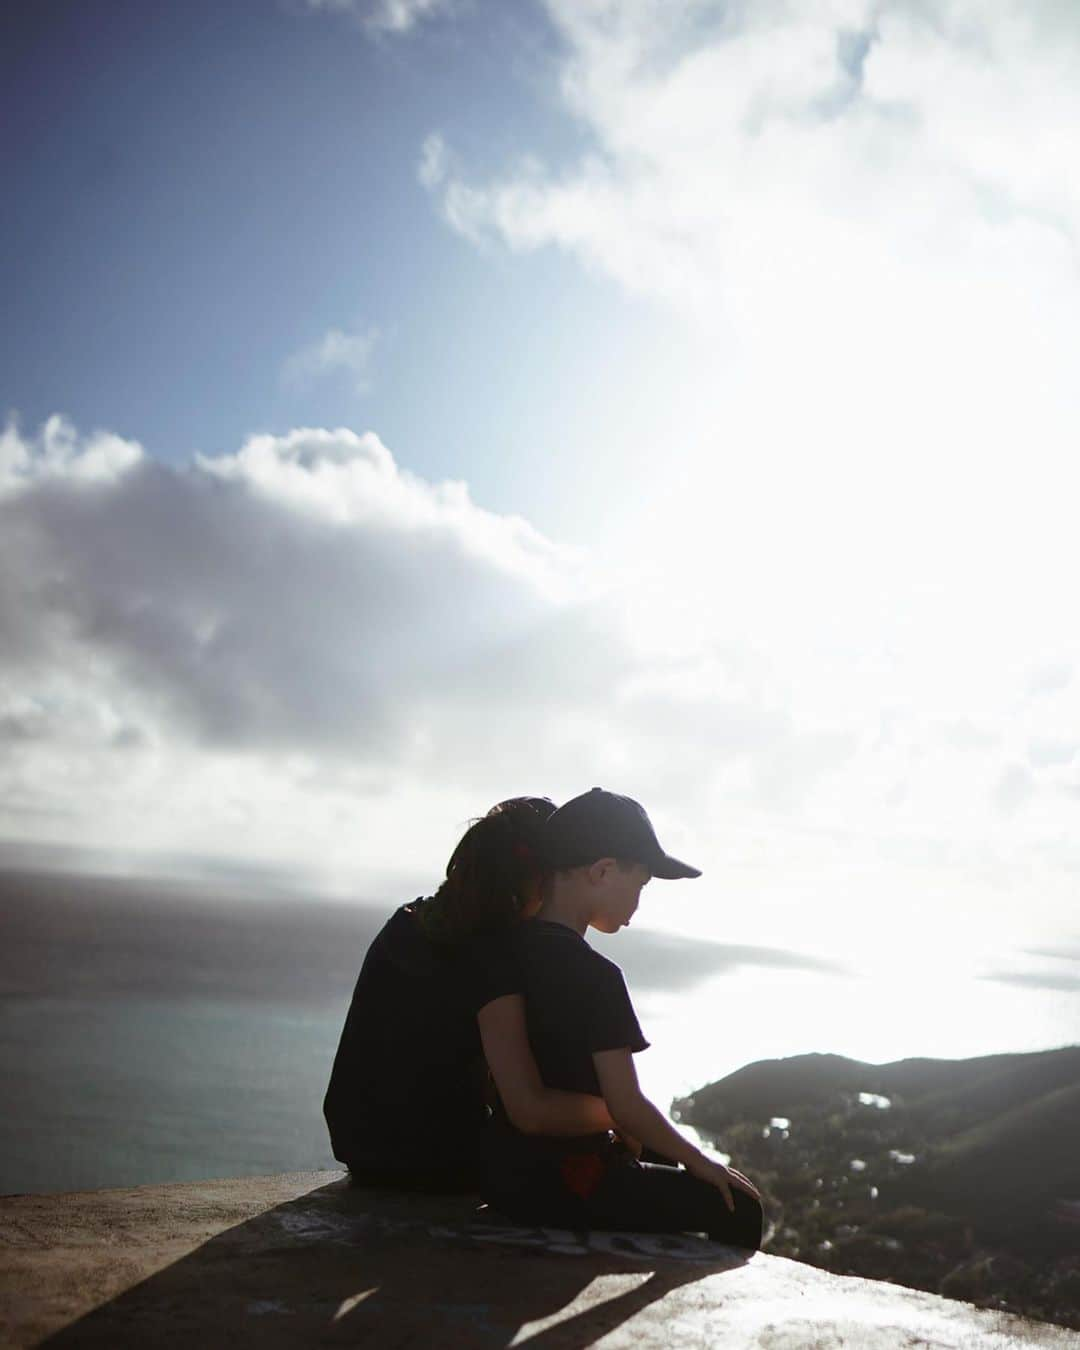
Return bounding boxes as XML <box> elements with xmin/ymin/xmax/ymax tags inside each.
<box><xmin>2</xmin><ymin>1172</ymin><xmax>1078</xmax><ymax>1348</ymax></box>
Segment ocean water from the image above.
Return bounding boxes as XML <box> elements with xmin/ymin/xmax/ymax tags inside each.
<box><xmin>1</xmin><ymin>995</ymin><xmax>341</xmax><ymax>1193</ymax></box>
<box><xmin>2</xmin><ymin>867</ymin><xmax>1078</xmax><ymax>1196</ymax></box>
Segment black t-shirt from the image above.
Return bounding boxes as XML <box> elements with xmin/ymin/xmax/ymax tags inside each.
<box><xmin>323</xmin><ymin>902</ymin><xmax>520</xmax><ymax>1171</ymax></box>
<box><xmin>507</xmin><ymin>919</ymin><xmax>648</xmax><ymax>1098</ymax></box>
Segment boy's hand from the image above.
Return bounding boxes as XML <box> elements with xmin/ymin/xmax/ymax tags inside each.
<box><xmin>726</xmin><ymin>1166</ymin><xmax>761</xmax><ymax>1199</ymax></box>
<box><xmin>686</xmin><ymin>1154</ymin><xmax>761</xmax><ymax>1211</ymax></box>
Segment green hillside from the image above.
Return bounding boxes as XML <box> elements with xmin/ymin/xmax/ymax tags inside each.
<box><xmin>676</xmin><ymin>1045</ymin><xmax>1080</xmax><ymax>1130</ymax></box>
<box><xmin>902</xmin><ymin>1048</ymin><xmax>1080</xmax><ymax>1135</ymax></box>
<box><xmin>895</xmin><ymin>1082</ymin><xmax>1080</xmax><ymax>1241</ymax></box>
<box><xmin>674</xmin><ymin>1045</ymin><xmax>1080</xmax><ymax>1331</ymax></box>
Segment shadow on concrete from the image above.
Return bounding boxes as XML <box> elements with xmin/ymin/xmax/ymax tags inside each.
<box><xmin>42</xmin><ymin>1178</ymin><xmax>754</xmax><ymax>1347</ymax></box>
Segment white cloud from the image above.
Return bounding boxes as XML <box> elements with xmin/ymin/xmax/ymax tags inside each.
<box><xmin>425</xmin><ymin>0</ymin><xmax>1080</xmax><ymax>572</ymax></box>
<box><xmin>300</xmin><ymin>0</ymin><xmax>452</xmax><ymax>36</ymax></box>
<box><xmin>417</xmin><ymin>132</ymin><xmax>448</xmax><ymax>190</ymax></box>
<box><xmin>1</xmin><ymin>414</ymin><xmax>141</xmax><ymax>496</ymax></box>
<box><xmin>0</xmin><ymin>414</ymin><xmax>883</xmax><ymax>889</ymax></box>
<box><xmin>0</xmin><ymin>416</ymin><xmax>583</xmax><ymax>875</ymax></box>
<box><xmin>410</xmin><ymin>0</ymin><xmax>1080</xmax><ymax>954</ymax></box>
<box><xmin>1027</xmin><ymin>663</ymin><xmax>1073</xmax><ymax>699</ymax></box>
<box><xmin>282</xmin><ymin>326</ymin><xmax>379</xmax><ymax>395</ymax></box>
<box><xmin>1028</xmin><ymin>738</ymin><xmax>1077</xmax><ymax>769</ymax></box>
<box><xmin>3</xmin><ymin>411</ymin><xmax>1080</xmax><ymax>958</ymax></box>
<box><xmin>0</xmin><ymin>416</ymin><xmax>573</xmax><ymax>759</ymax></box>
<box><xmin>995</xmin><ymin>763</ymin><xmax>1036</xmax><ymax>816</ymax></box>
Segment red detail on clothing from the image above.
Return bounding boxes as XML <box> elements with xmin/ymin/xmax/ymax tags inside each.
<box><xmin>560</xmin><ymin>1152</ymin><xmax>606</xmax><ymax>1199</ymax></box>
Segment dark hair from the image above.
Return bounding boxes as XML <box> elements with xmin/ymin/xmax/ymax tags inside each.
<box><xmin>417</xmin><ymin>796</ymin><xmax>556</xmax><ymax>944</ymax></box>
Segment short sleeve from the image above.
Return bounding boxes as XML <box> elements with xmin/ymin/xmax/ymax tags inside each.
<box><xmin>455</xmin><ymin>932</ymin><xmax>523</xmax><ymax>1015</ymax></box>
<box><xmin>585</xmin><ymin>960</ymin><xmax>649</xmax><ymax>1055</ymax></box>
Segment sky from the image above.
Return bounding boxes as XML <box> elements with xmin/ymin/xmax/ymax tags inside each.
<box><xmin>4</xmin><ymin>0</ymin><xmax>1080</xmax><ymax>1016</ymax></box>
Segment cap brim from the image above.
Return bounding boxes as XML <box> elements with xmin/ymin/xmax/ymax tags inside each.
<box><xmin>651</xmin><ymin>854</ymin><xmax>702</xmax><ymax>880</ymax></box>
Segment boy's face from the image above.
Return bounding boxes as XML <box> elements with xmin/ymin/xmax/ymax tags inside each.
<box><xmin>588</xmin><ymin>860</ymin><xmax>652</xmax><ymax>933</ymax></box>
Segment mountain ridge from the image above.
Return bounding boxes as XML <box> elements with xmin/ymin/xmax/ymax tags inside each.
<box><xmin>673</xmin><ymin>1044</ymin><xmax>1080</xmax><ymax>1330</ymax></box>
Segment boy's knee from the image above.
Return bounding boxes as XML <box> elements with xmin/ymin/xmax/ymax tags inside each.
<box><xmin>736</xmin><ymin>1190</ymin><xmax>764</xmax><ymax>1249</ymax></box>
<box><xmin>714</xmin><ymin>1188</ymin><xmax>763</xmax><ymax>1251</ymax></box>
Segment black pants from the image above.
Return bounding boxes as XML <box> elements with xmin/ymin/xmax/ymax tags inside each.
<box><xmin>486</xmin><ymin>1146</ymin><xmax>764</xmax><ymax>1250</ymax></box>
<box><xmin>346</xmin><ymin>1160</ymin><xmax>481</xmax><ymax>1194</ymax></box>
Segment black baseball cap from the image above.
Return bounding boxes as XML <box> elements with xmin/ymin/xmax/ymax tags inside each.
<box><xmin>542</xmin><ymin>788</ymin><xmax>701</xmax><ymax>880</ymax></box>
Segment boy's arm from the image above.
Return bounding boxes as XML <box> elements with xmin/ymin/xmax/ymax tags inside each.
<box><xmin>478</xmin><ymin>995</ymin><xmax>615</xmax><ymax>1137</ymax></box>
<box><xmin>593</xmin><ymin>1047</ymin><xmax>760</xmax><ymax>1212</ymax></box>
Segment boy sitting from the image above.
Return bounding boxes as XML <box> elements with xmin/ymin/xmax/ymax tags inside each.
<box><xmin>482</xmin><ymin>787</ymin><xmax>763</xmax><ymax>1249</ymax></box>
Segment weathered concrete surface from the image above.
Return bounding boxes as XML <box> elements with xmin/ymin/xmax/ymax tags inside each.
<box><xmin>1</xmin><ymin>1171</ymin><xmax>1077</xmax><ymax>1348</ymax></box>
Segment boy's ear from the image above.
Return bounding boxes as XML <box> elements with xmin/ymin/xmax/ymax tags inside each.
<box><xmin>586</xmin><ymin>857</ymin><xmax>619</xmax><ymax>885</ymax></box>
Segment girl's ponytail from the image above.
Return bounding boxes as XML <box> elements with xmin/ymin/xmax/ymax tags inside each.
<box><xmin>417</xmin><ymin>796</ymin><xmax>554</xmax><ymax>943</ymax></box>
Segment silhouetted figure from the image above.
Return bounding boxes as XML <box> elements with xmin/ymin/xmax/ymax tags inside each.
<box><xmin>483</xmin><ymin>788</ymin><xmax>764</xmax><ymax>1248</ymax></box>
<box><xmin>324</xmin><ymin>797</ymin><xmax>614</xmax><ymax>1191</ymax></box>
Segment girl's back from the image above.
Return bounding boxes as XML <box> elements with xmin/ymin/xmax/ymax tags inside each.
<box><xmin>321</xmin><ymin>796</ymin><xmax>557</xmax><ymax>1190</ymax></box>
<box><xmin>323</xmin><ymin>901</ymin><xmax>500</xmax><ymax>1177</ymax></box>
